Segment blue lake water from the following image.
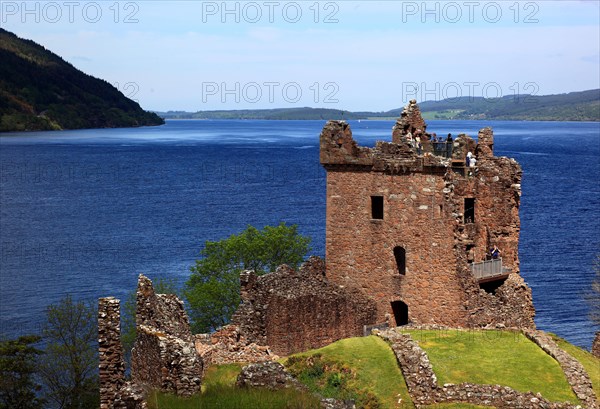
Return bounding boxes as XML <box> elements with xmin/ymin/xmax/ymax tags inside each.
<box><xmin>1</xmin><ymin>119</ymin><xmax>599</xmax><ymax>349</ymax></box>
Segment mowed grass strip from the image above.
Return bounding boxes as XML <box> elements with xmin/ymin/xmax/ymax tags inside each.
<box><xmin>402</xmin><ymin>329</ymin><xmax>579</xmax><ymax>404</ymax></box>
<box><xmin>550</xmin><ymin>334</ymin><xmax>600</xmax><ymax>400</ymax></box>
<box><xmin>287</xmin><ymin>335</ymin><xmax>414</xmax><ymax>408</ymax></box>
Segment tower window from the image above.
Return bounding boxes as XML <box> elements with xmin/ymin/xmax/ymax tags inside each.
<box><xmin>394</xmin><ymin>246</ymin><xmax>406</xmax><ymax>275</ymax></box>
<box><xmin>464</xmin><ymin>198</ymin><xmax>475</xmax><ymax>223</ymax></box>
<box><xmin>371</xmin><ymin>196</ymin><xmax>383</xmax><ymax>219</ymax></box>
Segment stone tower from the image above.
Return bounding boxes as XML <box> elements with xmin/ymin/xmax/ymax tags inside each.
<box><xmin>319</xmin><ymin>101</ymin><xmax>535</xmax><ymax>328</ymax></box>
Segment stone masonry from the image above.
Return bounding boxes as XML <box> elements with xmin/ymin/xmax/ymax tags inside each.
<box><xmin>593</xmin><ymin>332</ymin><xmax>600</xmax><ymax>358</ymax></box>
<box><xmin>377</xmin><ymin>328</ymin><xmax>590</xmax><ymax>409</ymax></box>
<box><xmin>98</xmin><ymin>297</ymin><xmax>147</xmax><ymax>409</ymax></box>
<box><xmin>523</xmin><ymin>329</ymin><xmax>598</xmax><ymax>409</ymax></box>
<box><xmin>230</xmin><ymin>256</ymin><xmax>378</xmax><ymax>356</ymax></box>
<box><xmin>99</xmin><ymin>297</ymin><xmax>125</xmax><ymax>409</ymax></box>
<box><xmin>130</xmin><ymin>274</ymin><xmax>202</xmax><ymax>397</ymax></box>
<box><xmin>320</xmin><ymin>100</ymin><xmax>536</xmax><ymax>328</ymax></box>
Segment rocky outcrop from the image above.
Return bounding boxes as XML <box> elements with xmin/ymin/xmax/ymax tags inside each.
<box><xmin>377</xmin><ymin>329</ymin><xmax>584</xmax><ymax>409</ymax></box>
<box><xmin>130</xmin><ymin>274</ymin><xmax>202</xmax><ymax>397</ymax></box>
<box><xmin>231</xmin><ymin>257</ymin><xmax>378</xmax><ymax>356</ymax></box>
<box><xmin>236</xmin><ymin>361</ymin><xmax>304</xmax><ymax>390</ymax></box>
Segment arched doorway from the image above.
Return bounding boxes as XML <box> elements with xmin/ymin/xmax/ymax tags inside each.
<box><xmin>390</xmin><ymin>300</ymin><xmax>408</xmax><ymax>326</ymax></box>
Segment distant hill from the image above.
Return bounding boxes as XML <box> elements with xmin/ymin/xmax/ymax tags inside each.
<box><xmin>0</xmin><ymin>29</ymin><xmax>164</xmax><ymax>132</ymax></box>
<box><xmin>159</xmin><ymin>107</ymin><xmax>366</xmax><ymax>121</ymax></box>
<box><xmin>159</xmin><ymin>89</ymin><xmax>600</xmax><ymax>121</ymax></box>
<box><xmin>395</xmin><ymin>89</ymin><xmax>600</xmax><ymax>121</ymax></box>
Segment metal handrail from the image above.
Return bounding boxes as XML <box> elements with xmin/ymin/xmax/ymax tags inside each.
<box><xmin>431</xmin><ymin>141</ymin><xmax>453</xmax><ymax>158</ymax></box>
<box><xmin>471</xmin><ymin>258</ymin><xmax>504</xmax><ymax>280</ymax></box>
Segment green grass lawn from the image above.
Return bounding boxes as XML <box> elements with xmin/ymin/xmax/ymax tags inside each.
<box><xmin>423</xmin><ymin>404</ymin><xmax>491</xmax><ymax>409</ymax></box>
<box><xmin>201</xmin><ymin>363</ymin><xmax>242</xmax><ymax>388</ymax></box>
<box><xmin>402</xmin><ymin>329</ymin><xmax>579</xmax><ymax>405</ymax></box>
<box><xmin>147</xmin><ymin>362</ymin><xmax>321</xmax><ymax>409</ymax></box>
<box><xmin>144</xmin><ymin>330</ymin><xmax>596</xmax><ymax>409</ymax></box>
<box><xmin>549</xmin><ymin>334</ymin><xmax>600</xmax><ymax>399</ymax></box>
<box><xmin>285</xmin><ymin>335</ymin><xmax>414</xmax><ymax>408</ymax></box>
<box><xmin>146</xmin><ymin>386</ymin><xmax>321</xmax><ymax>409</ymax></box>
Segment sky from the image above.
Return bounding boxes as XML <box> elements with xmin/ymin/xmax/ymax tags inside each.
<box><xmin>1</xmin><ymin>0</ymin><xmax>599</xmax><ymax>112</ymax></box>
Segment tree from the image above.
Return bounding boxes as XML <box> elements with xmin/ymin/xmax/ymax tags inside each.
<box><xmin>38</xmin><ymin>295</ymin><xmax>99</xmax><ymax>409</ymax></box>
<box><xmin>0</xmin><ymin>335</ymin><xmax>45</xmax><ymax>409</ymax></box>
<box><xmin>184</xmin><ymin>223</ymin><xmax>311</xmax><ymax>333</ymax></box>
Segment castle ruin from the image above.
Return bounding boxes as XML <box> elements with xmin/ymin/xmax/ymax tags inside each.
<box><xmin>320</xmin><ymin>100</ymin><xmax>535</xmax><ymax>328</ymax></box>
<box><xmin>98</xmin><ymin>100</ymin><xmax>541</xmax><ymax>407</ymax></box>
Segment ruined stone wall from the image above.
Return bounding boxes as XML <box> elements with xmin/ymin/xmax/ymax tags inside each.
<box><xmin>392</xmin><ymin>99</ymin><xmax>427</xmax><ymax>143</ymax></box>
<box><xmin>99</xmin><ymin>297</ymin><xmax>125</xmax><ymax>409</ymax></box>
<box><xmin>98</xmin><ymin>297</ymin><xmax>148</xmax><ymax>409</ymax></box>
<box><xmin>231</xmin><ymin>257</ymin><xmax>378</xmax><ymax>356</ymax></box>
<box><xmin>130</xmin><ymin>274</ymin><xmax>202</xmax><ymax>397</ymax></box>
<box><xmin>135</xmin><ymin>274</ymin><xmax>192</xmax><ymax>341</ymax></box>
<box><xmin>452</xmin><ymin>150</ymin><xmax>522</xmax><ymax>270</ymax></box>
<box><xmin>593</xmin><ymin>332</ymin><xmax>600</xmax><ymax>358</ymax></box>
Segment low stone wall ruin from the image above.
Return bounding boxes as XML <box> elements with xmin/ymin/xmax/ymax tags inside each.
<box><xmin>376</xmin><ymin>328</ymin><xmax>591</xmax><ymax>409</ymax></box>
<box><xmin>231</xmin><ymin>257</ymin><xmax>378</xmax><ymax>356</ymax></box>
<box><xmin>236</xmin><ymin>361</ymin><xmax>355</xmax><ymax>409</ymax></box>
<box><xmin>593</xmin><ymin>332</ymin><xmax>600</xmax><ymax>358</ymax></box>
<box><xmin>523</xmin><ymin>329</ymin><xmax>598</xmax><ymax>409</ymax></box>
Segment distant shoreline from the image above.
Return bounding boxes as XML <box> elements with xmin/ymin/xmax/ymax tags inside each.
<box><xmin>159</xmin><ymin>117</ymin><xmax>599</xmax><ymax>123</ymax></box>
<box><xmin>155</xmin><ymin>89</ymin><xmax>599</xmax><ymax>123</ymax></box>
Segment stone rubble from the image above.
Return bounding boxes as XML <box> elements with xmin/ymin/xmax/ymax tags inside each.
<box><xmin>195</xmin><ymin>324</ymin><xmax>278</xmax><ymax>367</ymax></box>
<box><xmin>236</xmin><ymin>361</ymin><xmax>355</xmax><ymax>409</ymax></box>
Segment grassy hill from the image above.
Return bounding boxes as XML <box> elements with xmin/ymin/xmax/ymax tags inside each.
<box><xmin>0</xmin><ymin>29</ymin><xmax>164</xmax><ymax>132</ymax></box>
<box><xmin>159</xmin><ymin>107</ymin><xmax>364</xmax><ymax>121</ymax></box>
<box><xmin>405</xmin><ymin>90</ymin><xmax>600</xmax><ymax>121</ymax></box>
<box><xmin>159</xmin><ymin>89</ymin><xmax>599</xmax><ymax>121</ymax></box>
<box><xmin>147</xmin><ymin>331</ymin><xmax>599</xmax><ymax>409</ymax></box>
